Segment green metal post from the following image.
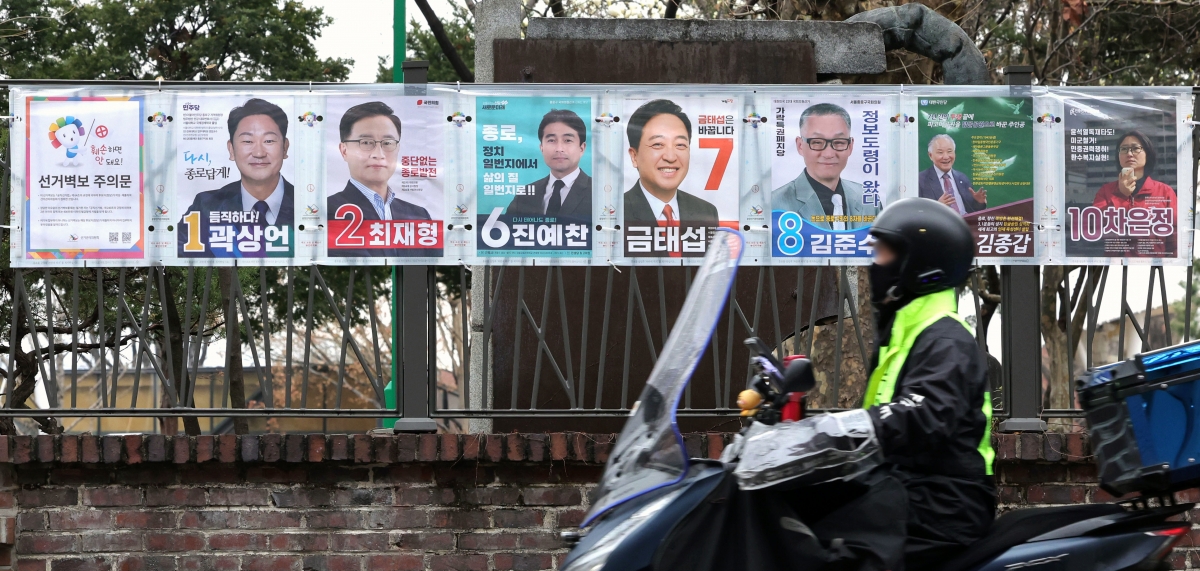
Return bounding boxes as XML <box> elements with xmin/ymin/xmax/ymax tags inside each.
<box><xmin>388</xmin><ymin>0</ymin><xmax>404</xmax><ymax>427</ymax></box>
<box><xmin>393</xmin><ymin>0</ymin><xmax>406</xmax><ymax>83</ymax></box>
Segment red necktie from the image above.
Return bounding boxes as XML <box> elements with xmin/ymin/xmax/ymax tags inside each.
<box><xmin>662</xmin><ymin>204</ymin><xmax>677</xmax><ymax>225</ymax></box>
<box><xmin>661</xmin><ymin>205</ymin><xmax>681</xmax><ymax>258</ymax></box>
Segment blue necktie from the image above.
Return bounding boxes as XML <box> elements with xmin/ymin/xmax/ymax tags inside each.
<box><xmin>253</xmin><ymin>200</ymin><xmax>270</xmax><ymax>226</ymax></box>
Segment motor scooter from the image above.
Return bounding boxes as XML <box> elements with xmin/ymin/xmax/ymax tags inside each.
<box><xmin>560</xmin><ymin>228</ymin><xmax>1191</xmax><ymax>571</ymax></box>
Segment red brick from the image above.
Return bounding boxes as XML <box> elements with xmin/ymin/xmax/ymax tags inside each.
<box><xmin>18</xmin><ymin>512</ymin><xmax>46</xmax><ymax>531</ymax></box>
<box><xmin>12</xmin><ymin>436</ymin><xmax>32</xmax><ymax>464</ymax></box>
<box><xmin>550</xmin><ymin>434</ymin><xmax>568</xmax><ymax>461</ymax></box>
<box><xmin>1043</xmin><ymin>433</ymin><xmax>1063</xmax><ymax>462</ymax></box>
<box><xmin>363</xmin><ymin>556</ymin><xmax>421</xmax><ymax>571</ymax></box>
<box><xmin>1018</xmin><ymin>433</ymin><xmax>1043</xmax><ymax>460</ymax></box>
<box><xmin>494</xmin><ymin>553</ymin><xmax>554</xmax><ymax>571</ymax></box>
<box><xmin>268</xmin><ymin>533</ymin><xmax>329</xmax><ymax>552</ymax></box>
<box><xmin>458</xmin><ymin>532</ymin><xmax>519</xmax><ymax>550</ymax></box>
<box><xmin>48</xmin><ymin>510</ymin><xmax>111</xmax><ymax>530</ymax></box>
<box><xmin>429</xmin><ymin>510</ymin><xmax>489</xmax><ymax>529</ymax></box>
<box><xmin>59</xmin><ymin>435</ymin><xmax>80</xmax><ymax>463</ymax></box>
<box><xmin>557</xmin><ymin>509</ymin><xmax>586</xmax><ymax>528</ymax></box>
<box><xmin>352</xmin><ymin>435</ymin><xmax>371</xmax><ymax>463</ymax></box>
<box><xmin>80</xmin><ymin>532</ymin><xmax>142</xmax><ymax>553</ymax></box>
<box><xmin>241</xmin><ymin>436</ymin><xmax>260</xmax><ymax>462</ymax></box>
<box><xmin>518</xmin><ymin>531</ymin><xmax>560</xmax><ymax>549</ymax></box>
<box><xmin>146</xmin><ymin>487</ymin><xmax>205</xmax><ymax>506</ymax></box>
<box><xmin>0</xmin><ymin>490</ymin><xmax>15</xmax><ymax>508</ymax></box>
<box><xmin>328</xmin><ymin>435</ymin><xmax>349</xmax><ymax>461</ymax></box>
<box><xmin>302</xmin><ymin>556</ymin><xmax>359</xmax><ymax>571</ymax></box>
<box><xmin>49</xmin><ymin>558</ymin><xmax>110</xmax><ymax>571</ymax></box>
<box><xmin>238</xmin><ymin>511</ymin><xmax>302</xmax><ymax>529</ymax></box>
<box><xmin>505</xmin><ymin>435</ymin><xmax>524</xmax><ymax>461</ymax></box>
<box><xmin>37</xmin><ymin>434</ymin><xmax>56</xmax><ymax>463</ymax></box>
<box><xmin>377</xmin><ymin>465</ymin><xmax>434</xmax><ymax>484</ymax></box>
<box><xmin>994</xmin><ymin>433</ymin><xmax>1017</xmax><ymax>460</ymax></box>
<box><xmin>261</xmin><ymin>434</ymin><xmax>282</xmax><ymax>462</ymax></box>
<box><xmin>330</xmin><ymin>533</ymin><xmax>390</xmax><ymax>551</ymax></box>
<box><xmin>440</xmin><ymin>434</ymin><xmax>460</xmax><ymax>461</ymax></box>
<box><xmin>217</xmin><ymin>435</ymin><xmax>237</xmax><ymax>463</ymax></box>
<box><xmin>18</xmin><ymin>488</ymin><xmax>78</xmax><ymax>507</ymax></box>
<box><xmin>123</xmin><ymin>435</ymin><xmax>143</xmax><ymax>464</ymax></box>
<box><xmin>493</xmin><ymin>509</ymin><xmax>544</xmax><ymax>528</ymax></box>
<box><xmin>208</xmin><ymin>533</ymin><xmax>270</xmax><ymax>551</ymax></box>
<box><xmin>365</xmin><ymin>508</ymin><xmax>428</xmax><ymax>529</ymax></box>
<box><xmin>114</xmin><ymin>511</ymin><xmax>174</xmax><ymax>529</ymax></box>
<box><xmin>394</xmin><ymin>532</ymin><xmax>455</xmax><ymax>550</ymax></box>
<box><xmin>285</xmin><ymin>435</ymin><xmax>305</xmax><ymax>463</ymax></box>
<box><xmin>522</xmin><ymin>487</ymin><xmax>581</xmax><ymax>506</ymax></box>
<box><xmin>571</xmin><ymin>433</ymin><xmax>588</xmax><ymax>461</ymax></box>
<box><xmin>304</xmin><ymin>510</ymin><xmax>365</xmax><ymax>529</ymax></box>
<box><xmin>417</xmin><ymin>434</ymin><xmax>438</xmax><ymax>461</ymax></box>
<box><xmin>115</xmin><ymin>556</ymin><xmax>176</xmax><ymax>571</ymax></box>
<box><xmin>460</xmin><ymin>487</ymin><xmax>520</xmax><ymax>505</ymax></box>
<box><xmin>207</xmin><ymin>488</ymin><xmax>269</xmax><ymax>506</ymax></box>
<box><xmin>16</xmin><ymin>534</ymin><xmax>78</xmax><ymax>554</ymax></box>
<box><xmin>998</xmin><ymin>485</ymin><xmax>1024</xmax><ymax>504</ymax></box>
<box><xmin>1066</xmin><ymin>433</ymin><xmax>1088</xmax><ymax>460</ymax></box>
<box><xmin>17</xmin><ymin>559</ymin><xmax>47</xmax><ymax>571</ymax></box>
<box><xmin>271</xmin><ymin>489</ymin><xmax>330</xmax><ymax>508</ymax></box>
<box><xmin>83</xmin><ymin>487</ymin><xmax>142</xmax><ymax>507</ymax></box>
<box><xmin>179</xmin><ymin>511</ymin><xmax>236</xmax><ymax>529</ymax></box>
<box><xmin>179</xmin><ymin>556</ymin><xmax>239</xmax><ymax>571</ymax></box>
<box><xmin>173</xmin><ymin>436</ymin><xmax>190</xmax><ymax>464</ymax></box>
<box><xmin>429</xmin><ymin>554</ymin><xmax>488</xmax><ymax>571</ymax></box>
<box><xmin>683</xmin><ymin>434</ymin><xmax>703</xmax><ymax>459</ymax></box>
<box><xmin>395</xmin><ymin>435</ymin><xmax>417</xmax><ymax>462</ymax></box>
<box><xmin>527</xmin><ymin>434</ymin><xmax>546</xmax><ymax>462</ymax></box>
<box><xmin>485</xmin><ymin>435</ymin><xmax>504</xmax><ymax>462</ymax></box>
<box><xmin>245</xmin><ymin>466</ymin><xmax>307</xmax><ymax>484</ymax></box>
<box><xmin>180</xmin><ymin>465</ymin><xmax>238</xmax><ymax>485</ymax></box>
<box><xmin>396</xmin><ymin>487</ymin><xmax>456</xmax><ymax>506</ymax></box>
<box><xmin>462</xmin><ymin>436</ymin><xmax>481</xmax><ymax>460</ymax></box>
<box><xmin>195</xmin><ymin>436</ymin><xmax>214</xmax><ymax>463</ymax></box>
<box><xmin>102</xmin><ymin>436</ymin><xmax>122</xmax><ymax>463</ymax></box>
<box><xmin>706</xmin><ymin>432</ymin><xmax>725</xmax><ymax>460</ymax></box>
<box><xmin>307</xmin><ymin>435</ymin><xmax>326</xmax><ymax>462</ymax></box>
<box><xmin>1027</xmin><ymin>484</ymin><xmax>1087</xmax><ymax>504</ymax></box>
<box><xmin>330</xmin><ymin>488</ymin><xmax>391</xmax><ymax>506</ymax></box>
<box><xmin>81</xmin><ymin>435</ymin><xmax>101</xmax><ymax>464</ymax></box>
<box><xmin>241</xmin><ymin>555</ymin><xmax>301</xmax><ymax>571</ymax></box>
<box><xmin>593</xmin><ymin>435</ymin><xmax>613</xmax><ymax>463</ymax></box>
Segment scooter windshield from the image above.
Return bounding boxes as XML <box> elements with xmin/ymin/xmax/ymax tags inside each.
<box><xmin>582</xmin><ymin>229</ymin><xmax>744</xmax><ymax>527</ymax></box>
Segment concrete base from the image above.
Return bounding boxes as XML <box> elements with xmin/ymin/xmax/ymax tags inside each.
<box><xmin>390</xmin><ymin>418</ymin><xmax>439</xmax><ymax>434</ymax></box>
<box><xmin>998</xmin><ymin>418</ymin><xmax>1048</xmax><ymax>433</ymax></box>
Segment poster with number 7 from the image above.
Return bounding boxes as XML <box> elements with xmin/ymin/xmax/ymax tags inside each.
<box><xmin>621</xmin><ymin>96</ymin><xmax>740</xmax><ymax>260</ymax></box>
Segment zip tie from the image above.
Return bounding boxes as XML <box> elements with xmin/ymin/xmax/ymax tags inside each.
<box><xmin>609</xmin><ymin>260</ymin><xmax>622</xmax><ymax>273</ymax></box>
<box><xmin>157</xmin><ymin>78</ymin><xmax>162</xmax><ymax>92</ymax></box>
<box><xmin>308</xmin><ymin>81</ymin><xmax>313</xmax><ymax>93</ymax></box>
<box><xmin>459</xmin><ymin>261</ymin><xmax>472</xmax><ymax>273</ymax></box>
<box><xmin>457</xmin><ymin>81</ymin><xmax>461</xmax><ymax>93</ymax></box>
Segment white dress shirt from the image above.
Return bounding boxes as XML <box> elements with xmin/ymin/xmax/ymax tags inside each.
<box><xmin>239</xmin><ymin>176</ymin><xmax>285</xmax><ymax>225</ymax></box>
<box><xmin>640</xmin><ymin>185</ymin><xmax>681</xmax><ymax>223</ymax></box>
<box><xmin>349</xmin><ymin>178</ymin><xmax>396</xmax><ymax>220</ymax></box>
<box><xmin>935</xmin><ymin>167</ymin><xmax>968</xmax><ymax>215</ymax></box>
<box><xmin>543</xmin><ymin>168</ymin><xmax>582</xmax><ymax>214</ymax></box>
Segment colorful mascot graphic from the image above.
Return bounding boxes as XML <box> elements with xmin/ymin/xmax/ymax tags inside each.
<box><xmin>48</xmin><ymin>116</ymin><xmax>86</xmax><ymax>167</ymax></box>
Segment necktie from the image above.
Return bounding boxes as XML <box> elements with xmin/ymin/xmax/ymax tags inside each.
<box><xmin>253</xmin><ymin>200</ymin><xmax>270</xmax><ymax>226</ymax></box>
<box><xmin>662</xmin><ymin>204</ymin><xmax>677</xmax><ymax>225</ymax></box>
<box><xmin>661</xmin><ymin>204</ymin><xmax>681</xmax><ymax>258</ymax></box>
<box><xmin>831</xmin><ymin>194</ymin><xmax>846</xmax><ymax>231</ymax></box>
<box><xmin>942</xmin><ymin>173</ymin><xmax>963</xmax><ymax>213</ymax></box>
<box><xmin>546</xmin><ymin>179</ymin><xmax>565</xmax><ymax>217</ymax></box>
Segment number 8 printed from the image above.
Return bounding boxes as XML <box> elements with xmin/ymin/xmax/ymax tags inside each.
<box><xmin>777</xmin><ymin>212</ymin><xmax>805</xmax><ymax>256</ymax></box>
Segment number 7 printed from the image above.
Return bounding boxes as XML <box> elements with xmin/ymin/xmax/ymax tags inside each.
<box><xmin>699</xmin><ymin>138</ymin><xmax>733</xmax><ymax>190</ymax></box>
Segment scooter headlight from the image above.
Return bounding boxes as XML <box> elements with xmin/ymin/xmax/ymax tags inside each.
<box><xmin>562</xmin><ymin>489</ymin><xmax>682</xmax><ymax>571</ymax></box>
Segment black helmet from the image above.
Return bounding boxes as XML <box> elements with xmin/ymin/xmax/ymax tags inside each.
<box><xmin>868</xmin><ymin>198</ymin><xmax>974</xmax><ymax>297</ymax></box>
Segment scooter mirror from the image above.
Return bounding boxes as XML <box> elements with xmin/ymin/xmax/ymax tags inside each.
<box><xmin>780</xmin><ymin>358</ymin><xmax>816</xmax><ymax>394</ymax></box>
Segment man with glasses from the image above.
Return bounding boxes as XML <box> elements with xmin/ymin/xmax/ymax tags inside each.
<box><xmin>327</xmin><ymin>101</ymin><xmax>432</xmax><ymax>258</ymax></box>
<box><xmin>771</xmin><ymin>103</ymin><xmax>880</xmax><ymax>230</ymax></box>
<box><xmin>918</xmin><ymin>134</ymin><xmax>987</xmax><ymax>215</ymax></box>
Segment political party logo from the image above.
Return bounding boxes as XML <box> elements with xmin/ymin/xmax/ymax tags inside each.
<box><xmin>595</xmin><ymin>113</ymin><xmax>620</xmax><ymax>126</ymax></box>
<box><xmin>743</xmin><ymin>113</ymin><xmax>768</xmax><ymax>127</ymax></box>
<box><xmin>448</xmin><ymin>112</ymin><xmax>471</xmax><ymax>127</ymax></box>
<box><xmin>299</xmin><ymin>112</ymin><xmax>322</xmax><ymax>127</ymax></box>
<box><xmin>1037</xmin><ymin>113</ymin><xmax>1061</xmax><ymax>124</ymax></box>
<box><xmin>890</xmin><ymin>113</ymin><xmax>915</xmax><ymax>125</ymax></box>
<box><xmin>68</xmin><ymin>233</ymin><xmax>79</xmax><ymax>242</ymax></box>
<box><xmin>749</xmin><ymin>205</ymin><xmax>763</xmax><ymax>215</ymax></box>
<box><xmin>146</xmin><ymin>112</ymin><xmax>173</xmax><ymax>127</ymax></box>
<box><xmin>603</xmin><ymin>205</ymin><xmax>616</xmax><ymax>215</ymax></box>
<box><xmin>416</xmin><ymin>99</ymin><xmax>440</xmax><ymax>107</ymax></box>
<box><xmin>305</xmin><ymin>204</ymin><xmax>320</xmax><ymax>215</ymax></box>
<box><xmin>454</xmin><ymin>204</ymin><xmax>469</xmax><ymax>215</ymax></box>
<box><xmin>155</xmin><ymin>205</ymin><xmax>170</xmax><ymax>215</ymax></box>
<box><xmin>48</xmin><ymin>116</ymin><xmax>88</xmax><ymax>167</ymax></box>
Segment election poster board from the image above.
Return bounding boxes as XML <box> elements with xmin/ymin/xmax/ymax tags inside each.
<box><xmin>620</xmin><ymin>95</ymin><xmax>740</xmax><ymax>262</ymax></box>
<box><xmin>770</xmin><ymin>96</ymin><xmax>895</xmax><ymax>263</ymax></box>
<box><xmin>23</xmin><ymin>96</ymin><xmax>144</xmax><ymax>264</ymax></box>
<box><xmin>171</xmin><ymin>95</ymin><xmax>296</xmax><ymax>265</ymax></box>
<box><xmin>322</xmin><ymin>96</ymin><xmax>445</xmax><ymax>263</ymax></box>
<box><xmin>474</xmin><ymin>96</ymin><xmax>593</xmax><ymax>262</ymax></box>
<box><xmin>916</xmin><ymin>96</ymin><xmax>1036</xmax><ymax>259</ymax></box>
<box><xmin>1060</xmin><ymin>94</ymin><xmax>1190</xmax><ymax>263</ymax></box>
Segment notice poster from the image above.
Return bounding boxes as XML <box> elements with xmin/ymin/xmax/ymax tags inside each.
<box><xmin>620</xmin><ymin>96</ymin><xmax>739</xmax><ymax>259</ymax></box>
<box><xmin>323</xmin><ymin>96</ymin><xmax>445</xmax><ymax>260</ymax></box>
<box><xmin>1063</xmin><ymin>97</ymin><xmax>1181</xmax><ymax>259</ymax></box>
<box><xmin>771</xmin><ymin>97</ymin><xmax>889</xmax><ymax>260</ymax></box>
<box><xmin>173</xmin><ymin>95</ymin><xmax>295</xmax><ymax>262</ymax></box>
<box><xmin>917</xmin><ymin>97</ymin><xmax>1035</xmax><ymax>258</ymax></box>
<box><xmin>475</xmin><ymin>96</ymin><xmax>593</xmax><ymax>259</ymax></box>
<box><xmin>25</xmin><ymin>97</ymin><xmax>144</xmax><ymax>261</ymax></box>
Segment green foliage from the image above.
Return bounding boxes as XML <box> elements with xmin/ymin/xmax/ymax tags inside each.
<box><xmin>376</xmin><ymin>4</ymin><xmax>475</xmax><ymax>83</ymax></box>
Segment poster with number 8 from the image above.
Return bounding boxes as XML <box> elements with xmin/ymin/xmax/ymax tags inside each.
<box><xmin>620</xmin><ymin>96</ymin><xmax>740</xmax><ymax>260</ymax></box>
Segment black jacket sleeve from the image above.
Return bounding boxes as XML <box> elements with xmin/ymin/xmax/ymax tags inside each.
<box><xmin>866</xmin><ymin>317</ymin><xmax>986</xmax><ymax>461</ymax></box>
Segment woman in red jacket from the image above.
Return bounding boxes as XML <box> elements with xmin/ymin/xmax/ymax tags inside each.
<box><xmin>1091</xmin><ymin>130</ymin><xmax>1177</xmax><ymax>255</ymax></box>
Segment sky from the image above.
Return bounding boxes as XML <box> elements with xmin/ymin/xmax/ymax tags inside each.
<box><xmin>304</xmin><ymin>0</ymin><xmax>459</xmax><ymax>83</ymax></box>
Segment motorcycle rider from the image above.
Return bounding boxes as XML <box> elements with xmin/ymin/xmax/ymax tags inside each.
<box><xmin>864</xmin><ymin>197</ymin><xmax>996</xmax><ymax>570</ymax></box>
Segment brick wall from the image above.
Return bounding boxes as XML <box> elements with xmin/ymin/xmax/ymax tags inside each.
<box><xmin>0</xmin><ymin>432</ymin><xmax>1189</xmax><ymax>571</ymax></box>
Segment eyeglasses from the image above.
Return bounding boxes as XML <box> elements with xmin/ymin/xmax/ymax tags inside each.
<box><xmin>343</xmin><ymin>138</ymin><xmax>400</xmax><ymax>152</ymax></box>
<box><xmin>1119</xmin><ymin>145</ymin><xmax>1145</xmax><ymax>155</ymax></box>
<box><xmin>805</xmin><ymin>137</ymin><xmax>852</xmax><ymax>151</ymax></box>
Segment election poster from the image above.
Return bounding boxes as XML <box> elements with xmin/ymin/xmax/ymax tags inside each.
<box><xmin>620</xmin><ymin>96</ymin><xmax>740</xmax><ymax>260</ymax></box>
<box><xmin>172</xmin><ymin>95</ymin><xmax>296</xmax><ymax>263</ymax></box>
<box><xmin>23</xmin><ymin>96</ymin><xmax>144</xmax><ymax>263</ymax></box>
<box><xmin>770</xmin><ymin>97</ymin><xmax>892</xmax><ymax>261</ymax></box>
<box><xmin>323</xmin><ymin>96</ymin><xmax>445</xmax><ymax>262</ymax></box>
<box><xmin>917</xmin><ymin>96</ymin><xmax>1035</xmax><ymax>258</ymax></box>
<box><xmin>1062</xmin><ymin>96</ymin><xmax>1183</xmax><ymax>260</ymax></box>
<box><xmin>475</xmin><ymin>96</ymin><xmax>594</xmax><ymax>261</ymax></box>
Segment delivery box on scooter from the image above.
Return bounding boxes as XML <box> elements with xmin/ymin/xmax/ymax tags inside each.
<box><xmin>1078</xmin><ymin>340</ymin><xmax>1200</xmax><ymax>496</ymax></box>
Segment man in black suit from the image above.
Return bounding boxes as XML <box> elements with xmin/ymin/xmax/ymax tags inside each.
<box><xmin>917</xmin><ymin>134</ymin><xmax>987</xmax><ymax>215</ymax></box>
<box><xmin>326</xmin><ymin>101</ymin><xmax>436</xmax><ymax>258</ymax></box>
<box><xmin>178</xmin><ymin>98</ymin><xmax>294</xmax><ymax>256</ymax></box>
<box><xmin>506</xmin><ymin>109</ymin><xmax>591</xmax><ymax>222</ymax></box>
<box><xmin>623</xmin><ymin>99</ymin><xmax>719</xmax><ymax>225</ymax></box>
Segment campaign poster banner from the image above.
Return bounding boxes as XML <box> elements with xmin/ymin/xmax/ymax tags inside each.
<box><xmin>1063</xmin><ymin>97</ymin><xmax>1180</xmax><ymax>259</ymax></box>
<box><xmin>173</xmin><ymin>95</ymin><xmax>296</xmax><ymax>262</ymax></box>
<box><xmin>770</xmin><ymin>97</ymin><xmax>888</xmax><ymax>260</ymax></box>
<box><xmin>917</xmin><ymin>97</ymin><xmax>1035</xmax><ymax>258</ymax></box>
<box><xmin>620</xmin><ymin>96</ymin><xmax>740</xmax><ymax>259</ymax></box>
<box><xmin>323</xmin><ymin>96</ymin><xmax>445</xmax><ymax>261</ymax></box>
<box><xmin>24</xmin><ymin>97</ymin><xmax>144</xmax><ymax>262</ymax></box>
<box><xmin>475</xmin><ymin>96</ymin><xmax>593</xmax><ymax>259</ymax></box>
